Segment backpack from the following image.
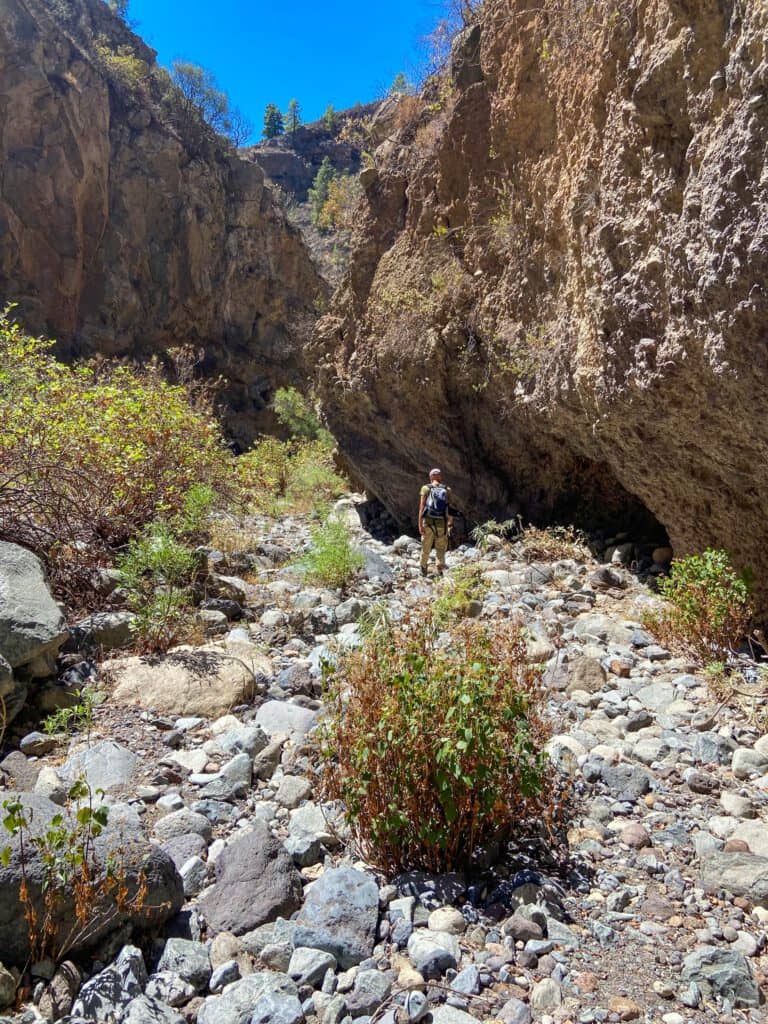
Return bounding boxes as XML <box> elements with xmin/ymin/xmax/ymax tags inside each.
<box><xmin>425</xmin><ymin>484</ymin><xmax>449</xmax><ymax>518</ymax></box>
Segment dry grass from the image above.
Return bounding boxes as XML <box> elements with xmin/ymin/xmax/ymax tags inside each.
<box><xmin>516</xmin><ymin>523</ymin><xmax>591</xmax><ymax>563</ymax></box>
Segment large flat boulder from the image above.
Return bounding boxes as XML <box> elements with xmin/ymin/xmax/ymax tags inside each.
<box><xmin>0</xmin><ymin>541</ymin><xmax>67</xmax><ymax>677</ymax></box>
<box><xmin>197</xmin><ymin>822</ymin><xmax>302</xmax><ymax>935</ymax></box>
<box><xmin>104</xmin><ymin>641</ymin><xmax>270</xmax><ymax>717</ymax></box>
<box><xmin>0</xmin><ymin>793</ymin><xmax>183</xmax><ymax>966</ymax></box>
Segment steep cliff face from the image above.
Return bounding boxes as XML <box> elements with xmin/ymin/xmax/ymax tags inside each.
<box><xmin>316</xmin><ymin>0</ymin><xmax>768</xmax><ymax>599</ymax></box>
<box><xmin>0</xmin><ymin>0</ymin><xmax>325</xmax><ymax>445</ymax></box>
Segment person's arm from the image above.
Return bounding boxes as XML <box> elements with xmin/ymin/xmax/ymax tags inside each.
<box><xmin>447</xmin><ymin>488</ymin><xmax>454</xmax><ymax>531</ymax></box>
<box><xmin>418</xmin><ymin>490</ymin><xmax>427</xmax><ymax>536</ymax></box>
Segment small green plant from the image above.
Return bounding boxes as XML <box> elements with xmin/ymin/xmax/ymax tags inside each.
<box><xmin>94</xmin><ymin>40</ymin><xmax>150</xmax><ymax>93</ymax></box>
<box><xmin>174</xmin><ymin>483</ymin><xmax>217</xmax><ymax>540</ymax></box>
<box><xmin>295</xmin><ymin>516</ymin><xmax>364</xmax><ymax>590</ymax></box>
<box><xmin>1</xmin><ymin>779</ymin><xmax>148</xmax><ymax>962</ymax></box>
<box><xmin>645</xmin><ymin>549</ymin><xmax>753</xmax><ymax>664</ymax></box>
<box><xmin>117</xmin><ymin>523</ymin><xmax>198</xmax><ymax>653</ymax></box>
<box><xmin>471</xmin><ymin>518</ymin><xmax>520</xmax><ymax>549</ymax></box>
<box><xmin>432</xmin><ymin>565</ymin><xmax>489</xmax><ymax>626</ymax></box>
<box><xmin>321</xmin><ymin>612</ymin><xmax>553</xmax><ymax>872</ymax></box>
<box><xmin>42</xmin><ymin>688</ymin><xmax>99</xmax><ymax>743</ymax></box>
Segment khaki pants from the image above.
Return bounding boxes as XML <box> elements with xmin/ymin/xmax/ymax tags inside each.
<box><xmin>421</xmin><ymin>516</ymin><xmax>448</xmax><ymax>571</ymax></box>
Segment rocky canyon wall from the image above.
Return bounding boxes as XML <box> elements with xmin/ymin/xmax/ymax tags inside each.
<box><xmin>0</xmin><ymin>0</ymin><xmax>325</xmax><ymax>445</ymax></box>
<box><xmin>316</xmin><ymin>0</ymin><xmax>768</xmax><ymax>604</ymax></box>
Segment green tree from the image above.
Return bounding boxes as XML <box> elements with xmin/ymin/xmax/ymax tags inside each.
<box><xmin>308</xmin><ymin>157</ymin><xmax>336</xmax><ymax>226</ymax></box>
<box><xmin>389</xmin><ymin>72</ymin><xmax>413</xmax><ymax>95</ymax></box>
<box><xmin>286</xmin><ymin>98</ymin><xmax>301</xmax><ymax>133</ymax></box>
<box><xmin>170</xmin><ymin>60</ymin><xmax>251</xmax><ymax>145</ymax></box>
<box><xmin>263</xmin><ymin>103</ymin><xmax>285</xmax><ymax>139</ymax></box>
<box><xmin>321</xmin><ymin>104</ymin><xmax>337</xmax><ymax>131</ymax></box>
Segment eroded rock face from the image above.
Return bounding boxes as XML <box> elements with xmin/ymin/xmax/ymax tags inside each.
<box><xmin>315</xmin><ymin>0</ymin><xmax>768</xmax><ymax>607</ymax></box>
<box><xmin>0</xmin><ymin>0</ymin><xmax>324</xmax><ymax>445</ymax></box>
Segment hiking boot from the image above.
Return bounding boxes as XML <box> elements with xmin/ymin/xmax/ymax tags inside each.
<box><xmin>420</xmin><ymin>566</ymin><xmax>428</xmax><ymax>577</ymax></box>
<box><xmin>437</xmin><ymin>565</ymin><xmax>445</xmax><ymax>575</ymax></box>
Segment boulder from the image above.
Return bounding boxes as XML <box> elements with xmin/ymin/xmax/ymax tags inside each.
<box><xmin>197</xmin><ymin>972</ymin><xmax>299</xmax><ymax>1024</ymax></box>
<box><xmin>293</xmin><ymin>866</ymin><xmax>379</xmax><ymax>968</ymax></box>
<box><xmin>71</xmin><ymin>945</ymin><xmax>147</xmax><ymax>1022</ymax></box>
<box><xmin>104</xmin><ymin>641</ymin><xmax>270</xmax><ymax>717</ymax></box>
<box><xmin>197</xmin><ymin>822</ymin><xmax>302</xmax><ymax>935</ymax></box>
<box><xmin>254</xmin><ymin>700</ymin><xmax>317</xmax><ymax>741</ymax></box>
<box><xmin>59</xmin><ymin>740</ymin><xmax>139</xmax><ymax>793</ymax></box>
<box><xmin>0</xmin><ymin>541</ymin><xmax>67</xmax><ymax>680</ymax></box>
<box><xmin>681</xmin><ymin>946</ymin><xmax>759</xmax><ymax>1007</ymax></box>
<box><xmin>0</xmin><ymin>793</ymin><xmax>183</xmax><ymax>966</ymax></box>
<box><xmin>700</xmin><ymin>850</ymin><xmax>768</xmax><ymax>904</ymax></box>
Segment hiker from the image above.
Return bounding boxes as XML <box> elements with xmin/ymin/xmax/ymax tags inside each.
<box><xmin>419</xmin><ymin>468</ymin><xmax>453</xmax><ymax>576</ymax></box>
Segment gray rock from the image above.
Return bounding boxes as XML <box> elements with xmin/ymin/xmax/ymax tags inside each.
<box><xmin>19</xmin><ymin>731</ymin><xmax>57</xmax><ymax>756</ymax></box>
<box><xmin>251</xmin><ymin>992</ymin><xmax>304</xmax><ymax>1024</ymax></box>
<box><xmin>293</xmin><ymin>867</ymin><xmax>379</xmax><ymax>969</ymax></box>
<box><xmin>700</xmin><ymin>850</ymin><xmax>768</xmax><ymax>903</ymax></box>
<box><xmin>356</xmin><ymin>546</ymin><xmax>394</xmax><ymax>584</ymax></box>
<box><xmin>145</xmin><ymin>972</ymin><xmax>196</xmax><ymax>1008</ymax></box>
<box><xmin>429</xmin><ymin>1008</ymin><xmax>477</xmax><ymax>1024</ymax></box>
<box><xmin>530</xmin><ymin>977</ymin><xmax>562</xmax><ymax>1012</ymax></box>
<box><xmin>60</xmin><ymin>740</ymin><xmax>139</xmax><ymax>793</ymax></box>
<box><xmin>121</xmin><ymin>995</ymin><xmax>185</xmax><ymax>1024</ymax></box>
<box><xmin>154</xmin><ymin>809</ymin><xmax>213</xmax><ymax>844</ymax></box>
<box><xmin>693</xmin><ymin>732</ymin><xmax>736</xmax><ymax>766</ymax></box>
<box><xmin>450</xmin><ymin>966</ymin><xmax>481</xmax><ymax>996</ymax></box>
<box><xmin>180</xmin><ymin>855</ymin><xmax>208</xmax><ymax>897</ymax></box>
<box><xmin>197</xmin><ymin>822</ymin><xmax>303</xmax><ymax>935</ymax></box>
<box><xmin>289</xmin><ymin>948</ymin><xmax>338</xmax><ymax>988</ymax></box>
<box><xmin>161</xmin><ymin>832</ymin><xmax>208</xmax><ymax>871</ymax></box>
<box><xmin>209</xmin><ymin>960</ymin><xmax>240</xmax><ymax>994</ymax></box>
<box><xmin>197</xmin><ymin>973</ymin><xmax>299</xmax><ymax>1024</ymax></box>
<box><xmin>498</xmin><ymin>998</ymin><xmax>531</xmax><ymax>1024</ymax></box>
<box><xmin>209</xmin><ymin>723</ymin><xmax>268</xmax><ymax>759</ymax></box>
<box><xmin>681</xmin><ymin>946</ymin><xmax>759</xmax><ymax>1007</ymax></box>
<box><xmin>346</xmin><ymin>970</ymin><xmax>391</xmax><ymax>1017</ymax></box>
<box><xmin>0</xmin><ymin>966</ymin><xmax>15</xmax><ymax>1011</ymax></box>
<box><xmin>0</xmin><ymin>541</ymin><xmax>68</xmax><ymax>677</ymax></box>
<box><xmin>72</xmin><ymin>612</ymin><xmax>135</xmax><ymax>652</ymax></box>
<box><xmin>732</xmin><ymin>747</ymin><xmax>768</xmax><ymax>779</ymax></box>
<box><xmin>255</xmin><ymin>700</ymin><xmax>317</xmax><ymax>740</ymax></box>
<box><xmin>157</xmin><ymin>939</ymin><xmax>211</xmax><ymax>993</ymax></box>
<box><xmin>600</xmin><ymin>762</ymin><xmax>651</xmax><ymax>801</ymax></box>
<box><xmin>407</xmin><ymin>930</ymin><xmax>460</xmax><ymax>979</ymax></box>
<box><xmin>71</xmin><ymin>946</ymin><xmax>147</xmax><ymax>1022</ymax></box>
<box><xmin>275</xmin><ymin>775</ymin><xmax>313</xmax><ymax>809</ymax></box>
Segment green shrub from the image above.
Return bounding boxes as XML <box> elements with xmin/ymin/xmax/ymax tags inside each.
<box><xmin>272</xmin><ymin>386</ymin><xmax>332</xmax><ymax>443</ymax></box>
<box><xmin>431</xmin><ymin>565</ymin><xmax>489</xmax><ymax>626</ymax></box>
<box><xmin>295</xmin><ymin>516</ymin><xmax>363</xmax><ymax>590</ymax></box>
<box><xmin>0</xmin><ymin>309</ymin><xmax>226</xmax><ymax>599</ymax></box>
<box><xmin>94</xmin><ymin>40</ymin><xmax>150</xmax><ymax>94</ymax></box>
<box><xmin>320</xmin><ymin>613</ymin><xmax>552</xmax><ymax>872</ymax></box>
<box><xmin>1</xmin><ymin>778</ymin><xmax>149</xmax><ymax>962</ymax></box>
<box><xmin>236</xmin><ymin>436</ymin><xmax>346</xmax><ymax>516</ymax></box>
<box><xmin>42</xmin><ymin>688</ymin><xmax>100</xmax><ymax>742</ymax></box>
<box><xmin>117</xmin><ymin>523</ymin><xmax>198</xmax><ymax>653</ymax></box>
<box><xmin>645</xmin><ymin>548</ymin><xmax>753</xmax><ymax>664</ymax></box>
<box><xmin>174</xmin><ymin>483</ymin><xmax>218</xmax><ymax>540</ymax></box>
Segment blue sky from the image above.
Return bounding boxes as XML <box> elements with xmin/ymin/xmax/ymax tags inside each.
<box><xmin>127</xmin><ymin>0</ymin><xmax>447</xmax><ymax>141</ymax></box>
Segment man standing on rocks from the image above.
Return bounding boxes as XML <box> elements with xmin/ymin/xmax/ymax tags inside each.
<box><xmin>419</xmin><ymin>468</ymin><xmax>453</xmax><ymax>577</ymax></box>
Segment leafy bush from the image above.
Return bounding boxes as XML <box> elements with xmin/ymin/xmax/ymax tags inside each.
<box><xmin>117</xmin><ymin>523</ymin><xmax>199</xmax><ymax>653</ymax></box>
<box><xmin>471</xmin><ymin>518</ymin><xmax>519</xmax><ymax>549</ymax></box>
<box><xmin>236</xmin><ymin>437</ymin><xmax>346</xmax><ymax>516</ymax></box>
<box><xmin>1</xmin><ymin>778</ymin><xmax>148</xmax><ymax>962</ymax></box>
<box><xmin>295</xmin><ymin>517</ymin><xmax>363</xmax><ymax>590</ymax></box>
<box><xmin>645</xmin><ymin>548</ymin><xmax>753</xmax><ymax>664</ymax></box>
<box><xmin>0</xmin><ymin>310</ymin><xmax>226</xmax><ymax>600</ymax></box>
<box><xmin>431</xmin><ymin>565</ymin><xmax>488</xmax><ymax>626</ymax></box>
<box><xmin>93</xmin><ymin>40</ymin><xmax>150</xmax><ymax>94</ymax></box>
<box><xmin>321</xmin><ymin>613</ymin><xmax>552</xmax><ymax>872</ymax></box>
<box><xmin>316</xmin><ymin>176</ymin><xmax>364</xmax><ymax>234</ymax></box>
<box><xmin>272</xmin><ymin>387</ymin><xmax>329</xmax><ymax>442</ymax></box>
<box><xmin>174</xmin><ymin>483</ymin><xmax>218</xmax><ymax>540</ymax></box>
<box><xmin>42</xmin><ymin>688</ymin><xmax>100</xmax><ymax>743</ymax></box>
